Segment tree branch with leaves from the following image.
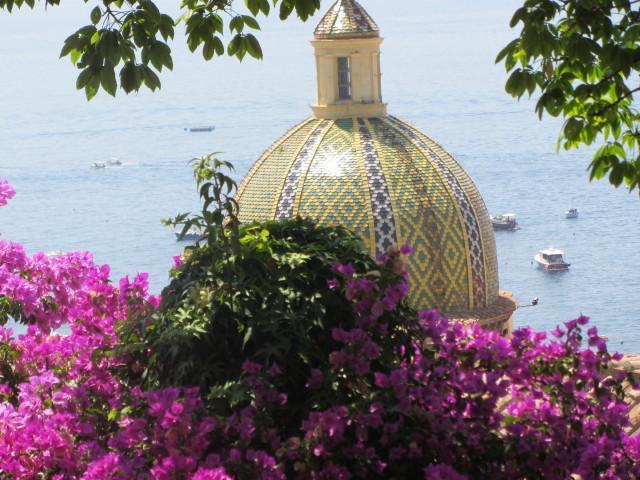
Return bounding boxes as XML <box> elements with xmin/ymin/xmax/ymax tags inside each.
<box><xmin>499</xmin><ymin>0</ymin><xmax>640</xmax><ymax>192</ymax></box>
<box><xmin>0</xmin><ymin>0</ymin><xmax>320</xmax><ymax>99</ymax></box>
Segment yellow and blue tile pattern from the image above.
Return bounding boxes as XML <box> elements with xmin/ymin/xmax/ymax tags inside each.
<box><xmin>314</xmin><ymin>0</ymin><xmax>379</xmax><ymax>39</ymax></box>
<box><xmin>237</xmin><ymin>116</ymin><xmax>499</xmax><ymax>313</ymax></box>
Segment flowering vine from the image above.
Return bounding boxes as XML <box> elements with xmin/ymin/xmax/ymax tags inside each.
<box><xmin>0</xmin><ymin>178</ymin><xmax>15</xmax><ymax>207</ymax></box>
<box><xmin>0</xmin><ymin>179</ymin><xmax>639</xmax><ymax>479</ymax></box>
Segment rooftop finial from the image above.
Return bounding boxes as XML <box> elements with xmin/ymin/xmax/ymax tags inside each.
<box><xmin>314</xmin><ymin>0</ymin><xmax>379</xmax><ymax>39</ymax></box>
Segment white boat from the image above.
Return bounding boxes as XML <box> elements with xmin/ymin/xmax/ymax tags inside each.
<box><xmin>91</xmin><ymin>162</ymin><xmax>106</xmax><ymax>169</ymax></box>
<box><xmin>491</xmin><ymin>213</ymin><xmax>519</xmax><ymax>231</ymax></box>
<box><xmin>185</xmin><ymin>126</ymin><xmax>215</xmax><ymax>133</ymax></box>
<box><xmin>175</xmin><ymin>227</ymin><xmax>206</xmax><ymax>242</ymax></box>
<box><xmin>534</xmin><ymin>248</ymin><xmax>570</xmax><ymax>271</ymax></box>
<box><xmin>565</xmin><ymin>208</ymin><xmax>579</xmax><ymax>219</ymax></box>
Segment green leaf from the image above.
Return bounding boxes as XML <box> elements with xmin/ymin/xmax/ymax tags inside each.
<box><xmin>142</xmin><ymin>65</ymin><xmax>161</xmax><ymax>91</ymax></box>
<box><xmin>100</xmin><ymin>67</ymin><xmax>117</xmax><ymax>96</ymax></box>
<box><xmin>203</xmin><ymin>40</ymin><xmax>216</xmax><ymax>61</ymax></box>
<box><xmin>495</xmin><ymin>39</ymin><xmax>518</xmax><ymax>64</ymax></box>
<box><xmin>230</xmin><ymin>16</ymin><xmax>244</xmax><ymax>34</ymax></box>
<box><xmin>90</xmin><ymin>6</ymin><xmax>101</xmax><ymax>25</ymax></box>
<box><xmin>242</xmin><ymin>15</ymin><xmax>260</xmax><ymax>31</ymax></box>
<box><xmin>509</xmin><ymin>7</ymin><xmax>526</xmax><ymax>28</ymax></box>
<box><xmin>245</xmin><ymin>34</ymin><xmax>263</xmax><ymax>59</ymax></box>
<box><xmin>242</xmin><ymin>326</ymin><xmax>253</xmax><ymax>348</ymax></box>
<box><xmin>227</xmin><ymin>35</ymin><xmax>242</xmax><ymax>57</ymax></box>
<box><xmin>245</xmin><ymin>0</ymin><xmax>261</xmax><ymax>16</ymax></box>
<box><xmin>279</xmin><ymin>1</ymin><xmax>294</xmax><ymax>20</ymax></box>
<box><xmin>119</xmin><ymin>61</ymin><xmax>140</xmax><ymax>93</ymax></box>
<box><xmin>85</xmin><ymin>75</ymin><xmax>100</xmax><ymax>101</ymax></box>
<box><xmin>59</xmin><ymin>38</ymin><xmax>78</xmax><ymax>59</ymax></box>
<box><xmin>76</xmin><ymin>67</ymin><xmax>94</xmax><ymax>89</ymax></box>
<box><xmin>107</xmin><ymin>408</ymin><xmax>119</xmax><ymax>422</ymax></box>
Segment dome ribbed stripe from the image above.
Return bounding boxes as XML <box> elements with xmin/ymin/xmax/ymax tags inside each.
<box><xmin>357</xmin><ymin>118</ymin><xmax>397</xmax><ymax>254</ymax></box>
<box><xmin>275</xmin><ymin>120</ymin><xmax>331</xmax><ymax>219</ymax></box>
<box><xmin>386</xmin><ymin>116</ymin><xmax>487</xmax><ymax>308</ymax></box>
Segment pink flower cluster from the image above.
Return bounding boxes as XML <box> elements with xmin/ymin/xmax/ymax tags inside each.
<box><xmin>0</xmin><ymin>178</ymin><xmax>15</xmax><ymax>207</ymax></box>
<box><xmin>0</xmin><ymin>181</ymin><xmax>229</xmax><ymax>478</ymax></box>
<box><xmin>1</xmin><ymin>180</ymin><xmax>639</xmax><ymax>479</ymax></box>
<box><xmin>189</xmin><ymin>248</ymin><xmax>640</xmax><ymax>478</ymax></box>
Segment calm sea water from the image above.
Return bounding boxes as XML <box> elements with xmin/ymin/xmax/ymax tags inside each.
<box><xmin>1</xmin><ymin>1</ymin><xmax>639</xmax><ymax>350</ymax></box>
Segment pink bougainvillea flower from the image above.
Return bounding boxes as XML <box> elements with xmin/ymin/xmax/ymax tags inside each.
<box><xmin>0</xmin><ymin>181</ymin><xmax>639</xmax><ymax>479</ymax></box>
<box><xmin>0</xmin><ymin>178</ymin><xmax>16</xmax><ymax>207</ymax></box>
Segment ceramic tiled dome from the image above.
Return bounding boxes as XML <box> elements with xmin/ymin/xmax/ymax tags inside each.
<box><xmin>236</xmin><ymin>0</ymin><xmax>513</xmax><ymax>322</ymax></box>
<box><xmin>237</xmin><ymin>116</ymin><xmax>499</xmax><ymax>313</ymax></box>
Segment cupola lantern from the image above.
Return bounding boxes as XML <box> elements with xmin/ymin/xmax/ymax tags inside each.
<box><xmin>311</xmin><ymin>0</ymin><xmax>387</xmax><ymax>119</ymax></box>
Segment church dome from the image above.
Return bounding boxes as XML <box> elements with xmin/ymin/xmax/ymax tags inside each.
<box><xmin>236</xmin><ymin>0</ymin><xmax>513</xmax><ymax>323</ymax></box>
<box><xmin>237</xmin><ymin>115</ymin><xmax>498</xmax><ymax>312</ymax></box>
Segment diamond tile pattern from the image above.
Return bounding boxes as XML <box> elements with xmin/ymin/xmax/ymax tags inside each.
<box><xmin>238</xmin><ymin>119</ymin><xmax>317</xmax><ymax>222</ymax></box>
<box><xmin>366</xmin><ymin>118</ymin><xmax>471</xmax><ymax>310</ymax></box>
<box><xmin>236</xmin><ymin>116</ymin><xmax>499</xmax><ymax>312</ymax></box>
<box><xmin>314</xmin><ymin>0</ymin><xmax>379</xmax><ymax>39</ymax></box>
<box><xmin>357</xmin><ymin>118</ymin><xmax>397</xmax><ymax>253</ymax></box>
<box><xmin>296</xmin><ymin>119</ymin><xmax>372</xmax><ymax>247</ymax></box>
<box><xmin>276</xmin><ymin>120</ymin><xmax>331</xmax><ymax>219</ymax></box>
<box><xmin>385</xmin><ymin>116</ymin><xmax>496</xmax><ymax>308</ymax></box>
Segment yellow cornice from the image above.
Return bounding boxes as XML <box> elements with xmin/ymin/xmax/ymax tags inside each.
<box><xmin>311</xmin><ymin>103</ymin><xmax>387</xmax><ymax>120</ymax></box>
<box><xmin>310</xmin><ymin>36</ymin><xmax>383</xmax><ymax>50</ymax></box>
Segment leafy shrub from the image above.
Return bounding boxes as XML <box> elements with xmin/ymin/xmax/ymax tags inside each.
<box><xmin>142</xmin><ymin>155</ymin><xmax>415</xmax><ymax>430</ymax></box>
<box><xmin>147</xmin><ymin>218</ymin><xmax>413</xmax><ymax>411</ymax></box>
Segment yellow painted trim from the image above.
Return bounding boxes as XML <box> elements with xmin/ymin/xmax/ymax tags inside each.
<box><xmin>390</xmin><ymin>117</ymin><xmax>475</xmax><ymax>308</ymax></box>
<box><xmin>292</xmin><ymin>120</ymin><xmax>335</xmax><ymax>217</ymax></box>
<box><xmin>352</xmin><ymin>117</ymin><xmax>378</xmax><ymax>258</ymax></box>
<box><xmin>312</xmin><ymin>103</ymin><xmax>387</xmax><ymax>119</ymax></box>
<box><xmin>311</xmin><ymin>37</ymin><xmax>383</xmax><ymax>51</ymax></box>
<box><xmin>270</xmin><ymin>118</ymin><xmax>323</xmax><ymax>217</ymax></box>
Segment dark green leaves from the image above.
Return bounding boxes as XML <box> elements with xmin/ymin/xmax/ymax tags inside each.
<box><xmin>57</xmin><ymin>1</ymin><xmax>174</xmax><ymax>99</ymax></box>
<box><xmin>119</xmin><ymin>61</ymin><xmax>140</xmax><ymax>94</ymax></box>
<box><xmin>245</xmin><ymin>0</ymin><xmax>270</xmax><ymax>17</ymax></box>
<box><xmin>0</xmin><ymin>296</ymin><xmax>23</xmax><ymax>326</ymax></box>
<box><xmin>278</xmin><ymin>0</ymin><xmax>320</xmax><ymax>21</ymax></box>
<box><xmin>90</xmin><ymin>6</ymin><xmax>101</xmax><ymax>25</ymax></box>
<box><xmin>184</xmin><ymin>9</ymin><xmax>265</xmax><ymax>62</ymax></box>
<box><xmin>4</xmin><ymin>0</ymin><xmax>322</xmax><ymax>99</ymax></box>
<box><xmin>504</xmin><ymin>68</ymin><xmax>539</xmax><ymax>98</ymax></box>
<box><xmin>500</xmin><ymin>0</ymin><xmax>640</xmax><ymax>193</ymax></box>
<box><xmin>227</xmin><ymin>33</ymin><xmax>263</xmax><ymax>60</ymax></box>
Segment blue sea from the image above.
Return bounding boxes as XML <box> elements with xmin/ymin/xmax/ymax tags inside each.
<box><xmin>1</xmin><ymin>1</ymin><xmax>639</xmax><ymax>350</ymax></box>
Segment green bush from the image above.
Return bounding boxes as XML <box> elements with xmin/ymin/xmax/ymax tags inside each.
<box><xmin>150</xmin><ymin>218</ymin><xmax>375</xmax><ymax>384</ymax></box>
<box><xmin>137</xmin><ymin>156</ymin><xmax>415</xmax><ymax>431</ymax></box>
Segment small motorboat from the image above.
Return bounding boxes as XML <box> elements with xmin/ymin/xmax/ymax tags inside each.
<box><xmin>106</xmin><ymin>159</ymin><xmax>123</xmax><ymax>167</ymax></box>
<box><xmin>534</xmin><ymin>248</ymin><xmax>570</xmax><ymax>271</ymax></box>
<box><xmin>185</xmin><ymin>126</ymin><xmax>215</xmax><ymax>133</ymax></box>
<box><xmin>565</xmin><ymin>208</ymin><xmax>579</xmax><ymax>219</ymax></box>
<box><xmin>91</xmin><ymin>162</ymin><xmax>106</xmax><ymax>169</ymax></box>
<box><xmin>491</xmin><ymin>213</ymin><xmax>519</xmax><ymax>231</ymax></box>
<box><xmin>175</xmin><ymin>227</ymin><xmax>206</xmax><ymax>242</ymax></box>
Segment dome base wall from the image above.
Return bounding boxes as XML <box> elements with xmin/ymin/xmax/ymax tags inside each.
<box><xmin>312</xmin><ymin>102</ymin><xmax>387</xmax><ymax>119</ymax></box>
